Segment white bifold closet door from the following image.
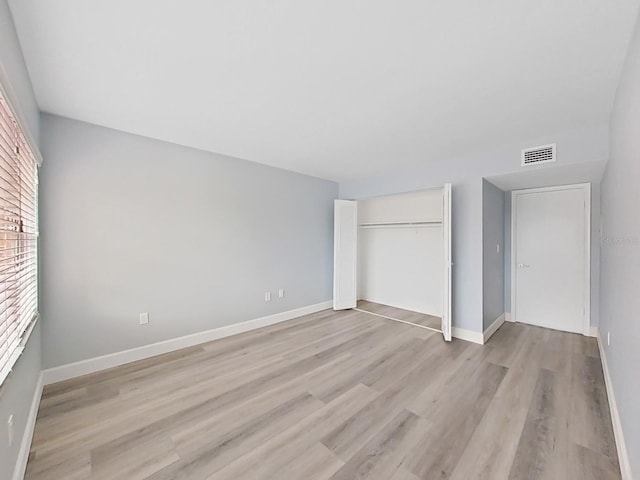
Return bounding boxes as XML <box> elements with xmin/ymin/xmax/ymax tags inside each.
<box><xmin>333</xmin><ymin>200</ymin><xmax>358</xmax><ymax>310</ymax></box>
<box><xmin>333</xmin><ymin>185</ymin><xmax>452</xmax><ymax>341</ymax></box>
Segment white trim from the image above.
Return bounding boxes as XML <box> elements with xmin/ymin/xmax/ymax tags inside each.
<box><xmin>595</xmin><ymin>328</ymin><xmax>633</xmax><ymax>480</ymax></box>
<box><xmin>453</xmin><ymin>315</ymin><xmax>507</xmax><ymax>346</ymax></box>
<box><xmin>587</xmin><ymin>326</ymin><xmax>598</xmax><ymax>338</ymax></box>
<box><xmin>452</xmin><ymin>327</ymin><xmax>484</xmax><ymax>345</ymax></box>
<box><xmin>12</xmin><ymin>372</ymin><xmax>43</xmax><ymax>480</ymax></box>
<box><xmin>510</xmin><ymin>190</ymin><xmax>517</xmax><ymax>327</ymax></box>
<box><xmin>505</xmin><ymin>312</ymin><xmax>513</xmax><ymax>322</ymax></box>
<box><xmin>510</xmin><ymin>183</ymin><xmax>591</xmax><ymax>336</ymax></box>
<box><xmin>483</xmin><ymin>313</ymin><xmax>505</xmax><ymax>343</ymax></box>
<box><xmin>42</xmin><ymin>301</ymin><xmax>333</xmax><ymax>385</ymax></box>
<box><xmin>442</xmin><ymin>183</ymin><xmax>452</xmax><ymax>342</ymax></box>
<box><xmin>584</xmin><ymin>184</ymin><xmax>592</xmax><ymax>335</ymax></box>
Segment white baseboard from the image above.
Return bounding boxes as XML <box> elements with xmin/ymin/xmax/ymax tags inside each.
<box><xmin>483</xmin><ymin>313</ymin><xmax>506</xmax><ymax>343</ymax></box>
<box><xmin>13</xmin><ymin>372</ymin><xmax>43</xmax><ymax>480</ymax></box>
<box><xmin>587</xmin><ymin>326</ymin><xmax>598</xmax><ymax>338</ymax></box>
<box><xmin>42</xmin><ymin>301</ymin><xmax>333</xmax><ymax>385</ymax></box>
<box><xmin>452</xmin><ymin>327</ymin><xmax>484</xmax><ymax>345</ymax></box>
<box><xmin>595</xmin><ymin>328</ymin><xmax>633</xmax><ymax>480</ymax></box>
<box><xmin>505</xmin><ymin>312</ymin><xmax>513</xmax><ymax>322</ymax></box>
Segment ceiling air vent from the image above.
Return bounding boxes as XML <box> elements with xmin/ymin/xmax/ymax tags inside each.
<box><xmin>521</xmin><ymin>143</ymin><xmax>556</xmax><ymax>167</ymax></box>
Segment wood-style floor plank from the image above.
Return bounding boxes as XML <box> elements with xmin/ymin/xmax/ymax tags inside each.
<box><xmin>26</xmin><ymin>304</ymin><xmax>621</xmax><ymax>480</ymax></box>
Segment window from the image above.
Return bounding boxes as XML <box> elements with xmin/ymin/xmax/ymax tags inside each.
<box><xmin>0</xmin><ymin>89</ymin><xmax>38</xmax><ymax>386</ymax></box>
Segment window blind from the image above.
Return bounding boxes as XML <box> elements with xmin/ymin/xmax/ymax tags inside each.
<box><xmin>0</xmin><ymin>90</ymin><xmax>38</xmax><ymax>386</ymax></box>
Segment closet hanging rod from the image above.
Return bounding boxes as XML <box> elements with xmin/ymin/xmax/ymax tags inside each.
<box><xmin>359</xmin><ymin>220</ymin><xmax>443</xmax><ymax>228</ymax></box>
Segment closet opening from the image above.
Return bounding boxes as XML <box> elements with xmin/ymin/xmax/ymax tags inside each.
<box><xmin>333</xmin><ymin>185</ymin><xmax>452</xmax><ymax>341</ymax></box>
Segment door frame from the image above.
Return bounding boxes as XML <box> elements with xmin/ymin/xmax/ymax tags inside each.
<box><xmin>510</xmin><ymin>183</ymin><xmax>591</xmax><ymax>335</ymax></box>
<box><xmin>442</xmin><ymin>183</ymin><xmax>452</xmax><ymax>341</ymax></box>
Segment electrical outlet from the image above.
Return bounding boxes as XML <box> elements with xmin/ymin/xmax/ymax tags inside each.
<box><xmin>264</xmin><ymin>292</ymin><xmax>271</xmax><ymax>302</ymax></box>
<box><xmin>139</xmin><ymin>312</ymin><xmax>149</xmax><ymax>325</ymax></box>
<box><xmin>278</xmin><ymin>288</ymin><xmax>285</xmax><ymax>298</ymax></box>
<box><xmin>7</xmin><ymin>414</ymin><xmax>13</xmax><ymax>447</ymax></box>
<box><xmin>607</xmin><ymin>331</ymin><xmax>611</xmax><ymax>346</ymax></box>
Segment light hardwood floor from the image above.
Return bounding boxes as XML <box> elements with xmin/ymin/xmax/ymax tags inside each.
<box><xmin>26</xmin><ymin>306</ymin><xmax>620</xmax><ymax>480</ymax></box>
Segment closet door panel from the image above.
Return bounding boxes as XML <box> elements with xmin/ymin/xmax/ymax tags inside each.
<box><xmin>333</xmin><ymin>200</ymin><xmax>358</xmax><ymax>310</ymax></box>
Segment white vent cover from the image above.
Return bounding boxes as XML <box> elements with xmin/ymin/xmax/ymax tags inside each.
<box><xmin>521</xmin><ymin>143</ymin><xmax>556</xmax><ymax>166</ymax></box>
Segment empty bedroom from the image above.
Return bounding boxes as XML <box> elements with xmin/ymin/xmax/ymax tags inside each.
<box><xmin>1</xmin><ymin>1</ymin><xmax>639</xmax><ymax>479</ymax></box>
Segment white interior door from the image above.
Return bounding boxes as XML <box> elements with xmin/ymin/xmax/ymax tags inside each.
<box><xmin>442</xmin><ymin>184</ymin><xmax>452</xmax><ymax>341</ymax></box>
<box><xmin>333</xmin><ymin>200</ymin><xmax>358</xmax><ymax>310</ymax></box>
<box><xmin>513</xmin><ymin>185</ymin><xmax>590</xmax><ymax>334</ymax></box>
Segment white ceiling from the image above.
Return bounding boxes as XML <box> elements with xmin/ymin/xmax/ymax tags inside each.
<box><xmin>9</xmin><ymin>1</ymin><xmax>640</xmax><ymax>182</ymax></box>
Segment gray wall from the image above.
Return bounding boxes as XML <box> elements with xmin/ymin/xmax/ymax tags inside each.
<box><xmin>482</xmin><ymin>179</ymin><xmax>505</xmax><ymax>330</ymax></box>
<box><xmin>340</xmin><ymin>123</ymin><xmax>609</xmax><ymax>333</ymax></box>
<box><xmin>0</xmin><ymin>324</ymin><xmax>41</xmax><ymax>480</ymax></box>
<box><xmin>0</xmin><ymin>1</ymin><xmax>42</xmax><ymax>478</ymax></box>
<box><xmin>0</xmin><ymin>0</ymin><xmax>38</xmax><ymax>142</ymax></box>
<box><xmin>40</xmin><ymin>114</ymin><xmax>338</xmax><ymax>368</ymax></box>
<box><xmin>600</xmin><ymin>9</ymin><xmax>640</xmax><ymax>477</ymax></box>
